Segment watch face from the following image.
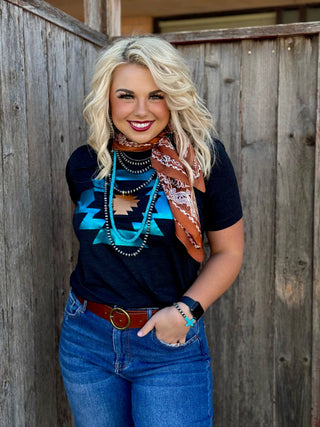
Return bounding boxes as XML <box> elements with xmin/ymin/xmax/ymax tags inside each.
<box><xmin>180</xmin><ymin>296</ymin><xmax>204</xmax><ymax>320</ymax></box>
<box><xmin>192</xmin><ymin>303</ymin><xmax>204</xmax><ymax>320</ymax></box>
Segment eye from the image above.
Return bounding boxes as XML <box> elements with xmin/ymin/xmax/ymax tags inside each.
<box><xmin>150</xmin><ymin>93</ymin><xmax>165</xmax><ymax>100</ymax></box>
<box><xmin>118</xmin><ymin>93</ymin><xmax>134</xmax><ymax>99</ymax></box>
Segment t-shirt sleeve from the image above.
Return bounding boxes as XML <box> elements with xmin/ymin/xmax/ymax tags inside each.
<box><xmin>203</xmin><ymin>140</ymin><xmax>243</xmax><ymax>231</ymax></box>
<box><xmin>66</xmin><ymin>156</ymin><xmax>78</xmax><ymax>204</ymax></box>
<box><xmin>65</xmin><ymin>144</ymin><xmax>98</xmax><ymax>204</ymax></box>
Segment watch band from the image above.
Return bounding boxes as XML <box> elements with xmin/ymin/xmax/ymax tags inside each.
<box><xmin>179</xmin><ymin>296</ymin><xmax>204</xmax><ymax>321</ymax></box>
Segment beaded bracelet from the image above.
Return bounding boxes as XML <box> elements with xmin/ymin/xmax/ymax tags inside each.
<box><xmin>173</xmin><ymin>302</ymin><xmax>195</xmax><ymax>327</ymax></box>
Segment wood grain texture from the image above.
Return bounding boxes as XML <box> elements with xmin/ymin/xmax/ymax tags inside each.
<box><xmin>161</xmin><ymin>21</ymin><xmax>320</xmax><ymax>45</ymax></box>
<box><xmin>84</xmin><ymin>0</ymin><xmax>121</xmax><ymax>36</ymax></box>
<box><xmin>237</xmin><ymin>38</ymin><xmax>278</xmax><ymax>426</ymax></box>
<box><xmin>106</xmin><ymin>0</ymin><xmax>121</xmax><ymax>37</ymax></box>
<box><xmin>202</xmin><ymin>41</ymin><xmax>242</xmax><ymax>426</ymax></box>
<box><xmin>311</xmin><ymin>35</ymin><xmax>320</xmax><ymax>427</ymax></box>
<box><xmin>177</xmin><ymin>44</ymin><xmax>205</xmax><ymax>98</ymax></box>
<box><xmin>1</xmin><ymin>1</ymin><xmax>320</xmax><ymax>425</ymax></box>
<box><xmin>275</xmin><ymin>35</ymin><xmax>317</xmax><ymax>426</ymax></box>
<box><xmin>204</xmin><ymin>42</ymin><xmax>242</xmax><ymax>169</ymax></box>
<box><xmin>1</xmin><ymin>4</ymin><xmax>36</xmax><ymax>425</ymax></box>
<box><xmin>47</xmin><ymin>24</ymin><xmax>75</xmax><ymax>427</ymax></box>
<box><xmin>6</xmin><ymin>0</ymin><xmax>108</xmax><ymax>46</ymax></box>
<box><xmin>0</xmin><ymin>3</ymin><xmax>10</xmax><ymax>425</ymax></box>
<box><xmin>23</xmin><ymin>12</ymin><xmax>57</xmax><ymax>426</ymax></box>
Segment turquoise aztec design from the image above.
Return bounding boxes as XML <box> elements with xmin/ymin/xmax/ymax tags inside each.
<box><xmin>75</xmin><ymin>177</ymin><xmax>173</xmax><ymax>248</ymax></box>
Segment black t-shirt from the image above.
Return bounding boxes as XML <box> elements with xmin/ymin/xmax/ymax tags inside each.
<box><xmin>66</xmin><ymin>140</ymin><xmax>242</xmax><ymax>308</ymax></box>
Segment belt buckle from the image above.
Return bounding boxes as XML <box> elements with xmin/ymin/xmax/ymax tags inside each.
<box><xmin>110</xmin><ymin>307</ymin><xmax>131</xmax><ymax>330</ymax></box>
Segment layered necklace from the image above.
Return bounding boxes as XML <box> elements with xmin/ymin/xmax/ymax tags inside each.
<box><xmin>104</xmin><ymin>150</ymin><xmax>160</xmax><ymax>257</ymax></box>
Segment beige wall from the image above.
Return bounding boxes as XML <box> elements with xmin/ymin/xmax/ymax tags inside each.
<box><xmin>122</xmin><ymin>16</ymin><xmax>153</xmax><ymax>35</ymax></box>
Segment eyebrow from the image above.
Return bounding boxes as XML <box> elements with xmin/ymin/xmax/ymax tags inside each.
<box><xmin>115</xmin><ymin>89</ymin><xmax>164</xmax><ymax>95</ymax></box>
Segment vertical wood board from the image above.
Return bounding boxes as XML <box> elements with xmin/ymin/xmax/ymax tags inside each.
<box><xmin>47</xmin><ymin>24</ymin><xmax>75</xmax><ymax>427</ymax></box>
<box><xmin>0</xmin><ymin>2</ymin><xmax>11</xmax><ymax>424</ymax></box>
<box><xmin>1</xmin><ymin>4</ymin><xmax>36</xmax><ymax>425</ymax></box>
<box><xmin>204</xmin><ymin>42</ymin><xmax>242</xmax><ymax>173</ymax></box>
<box><xmin>237</xmin><ymin>38</ymin><xmax>278</xmax><ymax>426</ymax></box>
<box><xmin>84</xmin><ymin>0</ymin><xmax>121</xmax><ymax>37</ymax></box>
<box><xmin>23</xmin><ymin>12</ymin><xmax>57</xmax><ymax>426</ymax></box>
<box><xmin>275</xmin><ymin>35</ymin><xmax>317</xmax><ymax>426</ymax></box>
<box><xmin>177</xmin><ymin>44</ymin><xmax>206</xmax><ymax>99</ymax></box>
<box><xmin>311</xmin><ymin>35</ymin><xmax>320</xmax><ymax>427</ymax></box>
<box><xmin>203</xmin><ymin>41</ymin><xmax>242</xmax><ymax>426</ymax></box>
<box><xmin>106</xmin><ymin>0</ymin><xmax>121</xmax><ymax>37</ymax></box>
<box><xmin>83</xmin><ymin>42</ymin><xmax>101</xmax><ymax>97</ymax></box>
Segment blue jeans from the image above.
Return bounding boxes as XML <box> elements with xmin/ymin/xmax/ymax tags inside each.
<box><xmin>59</xmin><ymin>291</ymin><xmax>213</xmax><ymax>427</ymax></box>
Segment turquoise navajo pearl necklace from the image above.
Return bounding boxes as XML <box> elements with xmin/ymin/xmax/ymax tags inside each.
<box><xmin>104</xmin><ymin>150</ymin><xmax>160</xmax><ymax>257</ymax></box>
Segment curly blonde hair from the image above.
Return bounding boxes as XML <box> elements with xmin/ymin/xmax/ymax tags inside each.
<box><xmin>83</xmin><ymin>35</ymin><xmax>216</xmax><ymax>180</ymax></box>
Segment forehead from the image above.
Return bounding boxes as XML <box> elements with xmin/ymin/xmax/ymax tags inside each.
<box><xmin>111</xmin><ymin>63</ymin><xmax>159</xmax><ymax>90</ymax></box>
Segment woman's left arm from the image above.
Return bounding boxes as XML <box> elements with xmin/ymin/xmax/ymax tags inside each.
<box><xmin>185</xmin><ymin>217</ymin><xmax>244</xmax><ymax>310</ymax></box>
<box><xmin>137</xmin><ymin>218</ymin><xmax>244</xmax><ymax>343</ymax></box>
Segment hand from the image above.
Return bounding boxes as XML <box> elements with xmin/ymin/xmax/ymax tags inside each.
<box><xmin>137</xmin><ymin>304</ymin><xmax>191</xmax><ymax>345</ymax></box>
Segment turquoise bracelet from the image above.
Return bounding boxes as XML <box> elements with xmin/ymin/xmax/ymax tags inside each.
<box><xmin>173</xmin><ymin>302</ymin><xmax>195</xmax><ymax>327</ymax></box>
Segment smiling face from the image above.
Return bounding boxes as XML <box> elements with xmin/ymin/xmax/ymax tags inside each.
<box><xmin>110</xmin><ymin>63</ymin><xmax>170</xmax><ymax>144</ymax></box>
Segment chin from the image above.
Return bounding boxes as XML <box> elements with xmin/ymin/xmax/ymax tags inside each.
<box><xmin>123</xmin><ymin>130</ymin><xmax>158</xmax><ymax>144</ymax></box>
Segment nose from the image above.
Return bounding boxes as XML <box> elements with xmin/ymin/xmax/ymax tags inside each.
<box><xmin>135</xmin><ymin>98</ymin><xmax>148</xmax><ymax>117</ymax></box>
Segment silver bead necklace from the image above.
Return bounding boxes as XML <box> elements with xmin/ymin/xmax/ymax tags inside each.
<box><xmin>113</xmin><ymin>171</ymin><xmax>157</xmax><ymax>195</ymax></box>
<box><xmin>118</xmin><ymin>151</ymin><xmax>151</xmax><ymax>165</ymax></box>
<box><xmin>104</xmin><ymin>151</ymin><xmax>160</xmax><ymax>257</ymax></box>
<box><xmin>116</xmin><ymin>151</ymin><xmax>151</xmax><ymax>174</ymax></box>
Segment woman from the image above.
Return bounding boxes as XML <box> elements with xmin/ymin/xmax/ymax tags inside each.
<box><xmin>59</xmin><ymin>35</ymin><xmax>243</xmax><ymax>427</ymax></box>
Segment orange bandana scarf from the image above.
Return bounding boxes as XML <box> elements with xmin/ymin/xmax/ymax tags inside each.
<box><xmin>113</xmin><ymin>131</ymin><xmax>206</xmax><ymax>262</ymax></box>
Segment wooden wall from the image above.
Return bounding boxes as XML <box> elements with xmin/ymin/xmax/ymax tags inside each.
<box><xmin>0</xmin><ymin>1</ymin><xmax>107</xmax><ymax>426</ymax></box>
<box><xmin>167</xmin><ymin>25</ymin><xmax>320</xmax><ymax>426</ymax></box>
<box><xmin>0</xmin><ymin>1</ymin><xmax>319</xmax><ymax>425</ymax></box>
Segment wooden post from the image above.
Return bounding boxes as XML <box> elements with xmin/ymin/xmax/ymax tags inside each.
<box><xmin>84</xmin><ymin>0</ymin><xmax>121</xmax><ymax>37</ymax></box>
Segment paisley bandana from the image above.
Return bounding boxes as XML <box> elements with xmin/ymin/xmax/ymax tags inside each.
<box><xmin>113</xmin><ymin>130</ymin><xmax>206</xmax><ymax>262</ymax></box>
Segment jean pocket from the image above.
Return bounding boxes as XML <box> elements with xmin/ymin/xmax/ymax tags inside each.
<box><xmin>64</xmin><ymin>291</ymin><xmax>86</xmax><ymax>319</ymax></box>
<box><xmin>152</xmin><ymin>321</ymin><xmax>200</xmax><ymax>350</ymax></box>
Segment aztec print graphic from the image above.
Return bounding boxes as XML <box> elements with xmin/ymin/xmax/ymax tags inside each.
<box><xmin>74</xmin><ymin>175</ymin><xmax>173</xmax><ymax>248</ymax></box>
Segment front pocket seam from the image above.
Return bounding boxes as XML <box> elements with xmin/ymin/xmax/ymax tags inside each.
<box><xmin>152</xmin><ymin>330</ymin><xmax>199</xmax><ymax>349</ymax></box>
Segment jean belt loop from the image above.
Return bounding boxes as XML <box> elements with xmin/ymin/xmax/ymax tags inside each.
<box><xmin>80</xmin><ymin>298</ymin><xmax>87</xmax><ymax>313</ymax></box>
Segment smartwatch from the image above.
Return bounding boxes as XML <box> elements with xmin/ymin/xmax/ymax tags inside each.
<box><xmin>179</xmin><ymin>296</ymin><xmax>204</xmax><ymax>321</ymax></box>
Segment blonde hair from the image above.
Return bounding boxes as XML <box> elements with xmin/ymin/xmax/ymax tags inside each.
<box><xmin>83</xmin><ymin>35</ymin><xmax>216</xmax><ymax>180</ymax></box>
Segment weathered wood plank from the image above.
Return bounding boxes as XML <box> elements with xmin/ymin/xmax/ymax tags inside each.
<box><xmin>106</xmin><ymin>0</ymin><xmax>121</xmax><ymax>37</ymax></box>
<box><xmin>177</xmin><ymin>44</ymin><xmax>205</xmax><ymax>98</ymax></box>
<box><xmin>204</xmin><ymin>42</ymin><xmax>241</xmax><ymax>170</ymax></box>
<box><xmin>66</xmin><ymin>34</ymin><xmax>87</xmax><ymax>154</ymax></box>
<box><xmin>6</xmin><ymin>0</ymin><xmax>108</xmax><ymax>46</ymax></box>
<box><xmin>275</xmin><ymin>35</ymin><xmax>317</xmax><ymax>426</ymax></box>
<box><xmin>201</xmin><ymin>41</ymin><xmax>242</xmax><ymax>426</ymax></box>
<box><xmin>0</xmin><ymin>3</ymin><xmax>11</xmax><ymax>425</ymax></box>
<box><xmin>46</xmin><ymin>23</ymin><xmax>75</xmax><ymax>427</ymax></box>
<box><xmin>1</xmin><ymin>3</ymin><xmax>36</xmax><ymax>425</ymax></box>
<box><xmin>84</xmin><ymin>41</ymin><xmax>101</xmax><ymax>96</ymax></box>
<box><xmin>161</xmin><ymin>21</ymin><xmax>320</xmax><ymax>45</ymax></box>
<box><xmin>84</xmin><ymin>0</ymin><xmax>106</xmax><ymax>34</ymax></box>
<box><xmin>23</xmin><ymin>12</ymin><xmax>57</xmax><ymax>426</ymax></box>
<box><xmin>311</xmin><ymin>35</ymin><xmax>320</xmax><ymax>427</ymax></box>
<box><xmin>237</xmin><ymin>38</ymin><xmax>278</xmax><ymax>426</ymax></box>
<box><xmin>84</xmin><ymin>0</ymin><xmax>121</xmax><ymax>37</ymax></box>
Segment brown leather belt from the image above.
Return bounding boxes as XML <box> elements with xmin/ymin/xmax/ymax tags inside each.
<box><xmin>77</xmin><ymin>296</ymin><xmax>159</xmax><ymax>330</ymax></box>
